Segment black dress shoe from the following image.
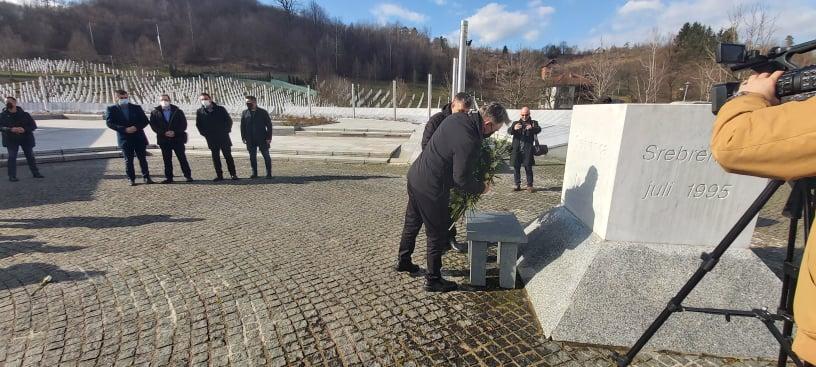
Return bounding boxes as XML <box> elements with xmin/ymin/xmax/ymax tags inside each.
<box><xmin>33</xmin><ymin>173</ymin><xmax>44</xmax><ymax>179</ymax></box>
<box><xmin>424</xmin><ymin>278</ymin><xmax>458</xmax><ymax>292</ymax></box>
<box><xmin>250</xmin><ymin>174</ymin><xmax>259</xmax><ymax>179</ymax></box>
<box><xmin>9</xmin><ymin>177</ymin><xmax>18</xmax><ymax>182</ymax></box>
<box><xmin>144</xmin><ymin>177</ymin><xmax>155</xmax><ymax>184</ymax></box>
<box><xmin>185</xmin><ymin>177</ymin><xmax>194</xmax><ymax>183</ymax></box>
<box><xmin>161</xmin><ymin>179</ymin><xmax>174</xmax><ymax>184</ymax></box>
<box><xmin>129</xmin><ymin>180</ymin><xmax>137</xmax><ymax>186</ymax></box>
<box><xmin>213</xmin><ymin>177</ymin><xmax>224</xmax><ymax>182</ymax></box>
<box><xmin>395</xmin><ymin>261</ymin><xmax>421</xmax><ymax>273</ymax></box>
<box><xmin>265</xmin><ymin>174</ymin><xmax>273</xmax><ymax>179</ymax></box>
<box><xmin>230</xmin><ymin>175</ymin><xmax>239</xmax><ymax>180</ymax></box>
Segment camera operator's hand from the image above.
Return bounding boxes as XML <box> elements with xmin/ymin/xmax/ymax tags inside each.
<box><xmin>738</xmin><ymin>71</ymin><xmax>785</xmax><ymax>105</ymax></box>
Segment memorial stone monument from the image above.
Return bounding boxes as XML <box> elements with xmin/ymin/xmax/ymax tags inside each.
<box><xmin>519</xmin><ymin>104</ymin><xmax>784</xmax><ymax>359</ymax></box>
<box><xmin>561</xmin><ymin>104</ymin><xmax>767</xmax><ymax>247</ymax></box>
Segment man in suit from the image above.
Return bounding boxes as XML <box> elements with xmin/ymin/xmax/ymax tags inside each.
<box><xmin>397</xmin><ymin>102</ymin><xmax>508</xmax><ymax>292</ymax></box>
<box><xmin>508</xmin><ymin>107</ymin><xmax>542</xmax><ymax>192</ymax></box>
<box><xmin>240</xmin><ymin>96</ymin><xmax>273</xmax><ymax>179</ymax></box>
<box><xmin>196</xmin><ymin>93</ymin><xmax>238</xmax><ymax>181</ymax></box>
<box><xmin>105</xmin><ymin>90</ymin><xmax>153</xmax><ymax>186</ymax></box>
<box><xmin>0</xmin><ymin>96</ymin><xmax>43</xmax><ymax>182</ymax></box>
<box><xmin>149</xmin><ymin>94</ymin><xmax>193</xmax><ymax>183</ymax></box>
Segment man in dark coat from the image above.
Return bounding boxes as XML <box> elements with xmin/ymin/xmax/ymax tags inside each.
<box><xmin>0</xmin><ymin>96</ymin><xmax>43</xmax><ymax>182</ymax></box>
<box><xmin>149</xmin><ymin>94</ymin><xmax>193</xmax><ymax>183</ymax></box>
<box><xmin>397</xmin><ymin>102</ymin><xmax>508</xmax><ymax>292</ymax></box>
<box><xmin>106</xmin><ymin>90</ymin><xmax>153</xmax><ymax>186</ymax></box>
<box><xmin>417</xmin><ymin>92</ymin><xmax>473</xmax><ymax>253</ymax></box>
<box><xmin>508</xmin><ymin>106</ymin><xmax>541</xmax><ymax>192</ymax></box>
<box><xmin>196</xmin><ymin>93</ymin><xmax>238</xmax><ymax>181</ymax></box>
<box><xmin>240</xmin><ymin>96</ymin><xmax>273</xmax><ymax>179</ymax></box>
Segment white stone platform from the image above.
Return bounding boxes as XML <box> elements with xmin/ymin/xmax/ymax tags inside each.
<box><xmin>519</xmin><ymin>206</ymin><xmax>781</xmax><ymax>358</ymax></box>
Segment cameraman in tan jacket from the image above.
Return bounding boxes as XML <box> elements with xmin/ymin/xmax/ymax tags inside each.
<box><xmin>711</xmin><ymin>70</ymin><xmax>815</xmax><ymax>365</ymax></box>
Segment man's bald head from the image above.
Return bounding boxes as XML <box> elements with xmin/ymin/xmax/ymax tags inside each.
<box><xmin>521</xmin><ymin>107</ymin><xmax>531</xmax><ymax>121</ymax></box>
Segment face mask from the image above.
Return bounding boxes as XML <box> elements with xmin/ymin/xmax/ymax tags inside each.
<box><xmin>160</xmin><ymin>101</ymin><xmax>170</xmax><ymax>108</ymax></box>
<box><xmin>118</xmin><ymin>98</ymin><xmax>129</xmax><ymax>106</ymax></box>
<box><xmin>246</xmin><ymin>103</ymin><xmax>254</xmax><ymax>109</ymax></box>
<box><xmin>201</xmin><ymin>100</ymin><xmax>212</xmax><ymax>107</ymax></box>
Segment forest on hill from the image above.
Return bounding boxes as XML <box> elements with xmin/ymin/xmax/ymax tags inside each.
<box><xmin>0</xmin><ymin>0</ymin><xmax>810</xmax><ymax>107</ymax></box>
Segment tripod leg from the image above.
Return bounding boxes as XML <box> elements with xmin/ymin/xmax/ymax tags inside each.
<box><xmin>615</xmin><ymin>180</ymin><xmax>784</xmax><ymax>367</ymax></box>
<box><xmin>777</xmin><ymin>216</ymin><xmax>799</xmax><ymax>367</ymax></box>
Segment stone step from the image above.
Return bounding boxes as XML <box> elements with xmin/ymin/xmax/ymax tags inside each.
<box><xmin>184</xmin><ymin>146</ymin><xmax>396</xmax><ymax>159</ymax></box>
<box><xmin>0</xmin><ymin>150</ymin><xmax>128</xmax><ymax>167</ymax></box>
<box><xmin>185</xmin><ymin>149</ymin><xmax>389</xmax><ymax>164</ymax></box>
<box><xmin>295</xmin><ymin>130</ymin><xmax>412</xmax><ymax>138</ymax></box>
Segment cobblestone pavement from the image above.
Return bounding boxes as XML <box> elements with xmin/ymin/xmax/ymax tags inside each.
<box><xmin>0</xmin><ymin>155</ymin><xmax>792</xmax><ymax>366</ymax></box>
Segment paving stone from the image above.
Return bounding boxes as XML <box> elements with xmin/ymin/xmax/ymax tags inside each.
<box><xmin>0</xmin><ymin>156</ymin><xmax>789</xmax><ymax>366</ymax></box>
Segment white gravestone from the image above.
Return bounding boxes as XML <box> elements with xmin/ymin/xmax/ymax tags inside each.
<box><xmin>561</xmin><ymin>104</ymin><xmax>767</xmax><ymax>248</ymax></box>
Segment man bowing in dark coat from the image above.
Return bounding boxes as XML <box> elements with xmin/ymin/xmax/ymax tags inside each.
<box><xmin>106</xmin><ymin>90</ymin><xmax>153</xmax><ymax>186</ymax></box>
<box><xmin>397</xmin><ymin>102</ymin><xmax>508</xmax><ymax>292</ymax></box>
<box><xmin>149</xmin><ymin>94</ymin><xmax>193</xmax><ymax>183</ymax></box>
<box><xmin>240</xmin><ymin>96</ymin><xmax>273</xmax><ymax>179</ymax></box>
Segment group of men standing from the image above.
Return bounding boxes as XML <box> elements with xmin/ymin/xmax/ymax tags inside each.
<box><xmin>104</xmin><ymin>90</ymin><xmax>274</xmax><ymax>186</ymax></box>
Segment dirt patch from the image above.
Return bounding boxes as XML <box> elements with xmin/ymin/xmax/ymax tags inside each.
<box><xmin>276</xmin><ymin>115</ymin><xmax>339</xmax><ymax>128</ymax></box>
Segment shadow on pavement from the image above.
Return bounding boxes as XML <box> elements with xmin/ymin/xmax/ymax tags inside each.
<box><xmin>0</xmin><ymin>214</ymin><xmax>203</xmax><ymax>229</ymax></box>
<box><xmin>0</xmin><ymin>262</ymin><xmax>105</xmax><ymax>292</ymax></box>
<box><xmin>0</xmin><ymin>235</ymin><xmax>84</xmax><ymax>260</ymax></box>
<box><xmin>0</xmin><ymin>159</ymin><xmax>110</xmax><ymax>210</ymax></box>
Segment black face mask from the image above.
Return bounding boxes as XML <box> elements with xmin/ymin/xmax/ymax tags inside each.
<box><xmin>5</xmin><ymin>103</ymin><xmax>12</xmax><ymax>110</ymax></box>
<box><xmin>247</xmin><ymin>103</ymin><xmax>254</xmax><ymax>109</ymax></box>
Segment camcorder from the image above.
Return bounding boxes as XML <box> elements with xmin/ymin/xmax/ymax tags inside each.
<box><xmin>711</xmin><ymin>38</ymin><xmax>816</xmax><ymax>114</ymax></box>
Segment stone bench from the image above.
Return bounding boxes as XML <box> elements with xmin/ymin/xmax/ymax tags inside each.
<box><xmin>465</xmin><ymin>212</ymin><xmax>528</xmax><ymax>288</ymax></box>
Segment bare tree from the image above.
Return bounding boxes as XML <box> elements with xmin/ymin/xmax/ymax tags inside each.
<box><xmin>728</xmin><ymin>4</ymin><xmax>778</xmax><ymax>52</ymax></box>
<box><xmin>584</xmin><ymin>40</ymin><xmax>618</xmax><ymax>102</ymax></box>
<box><xmin>495</xmin><ymin>52</ymin><xmax>539</xmax><ymax>108</ymax></box>
<box><xmin>276</xmin><ymin>0</ymin><xmax>300</xmax><ymax>19</ymax></box>
<box><xmin>634</xmin><ymin>30</ymin><xmax>668</xmax><ymax>103</ymax></box>
<box><xmin>693</xmin><ymin>47</ymin><xmax>734</xmax><ymax>101</ymax></box>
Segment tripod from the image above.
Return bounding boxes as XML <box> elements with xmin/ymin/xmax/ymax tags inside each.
<box><xmin>614</xmin><ymin>178</ymin><xmax>814</xmax><ymax>367</ymax></box>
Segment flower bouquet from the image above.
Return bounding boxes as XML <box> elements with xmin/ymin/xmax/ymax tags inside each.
<box><xmin>449</xmin><ymin>137</ymin><xmax>512</xmax><ymax>229</ymax></box>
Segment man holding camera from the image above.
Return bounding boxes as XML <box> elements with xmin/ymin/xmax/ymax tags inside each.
<box><xmin>508</xmin><ymin>107</ymin><xmax>542</xmax><ymax>193</ymax></box>
<box><xmin>711</xmin><ymin>70</ymin><xmax>815</xmax><ymax>365</ymax></box>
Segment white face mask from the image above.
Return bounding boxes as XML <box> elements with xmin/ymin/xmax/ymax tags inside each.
<box><xmin>201</xmin><ymin>100</ymin><xmax>212</xmax><ymax>107</ymax></box>
<box><xmin>160</xmin><ymin>101</ymin><xmax>170</xmax><ymax>108</ymax></box>
<box><xmin>118</xmin><ymin>98</ymin><xmax>129</xmax><ymax>106</ymax></box>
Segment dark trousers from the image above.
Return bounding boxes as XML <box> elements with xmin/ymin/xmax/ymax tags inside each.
<box><xmin>513</xmin><ymin>151</ymin><xmax>534</xmax><ymax>187</ymax></box>
<box><xmin>398</xmin><ymin>185</ymin><xmax>451</xmax><ymax>280</ymax></box>
<box><xmin>160</xmin><ymin>142</ymin><xmax>192</xmax><ymax>180</ymax></box>
<box><xmin>6</xmin><ymin>142</ymin><xmax>38</xmax><ymax>178</ymax></box>
<box><xmin>247</xmin><ymin>144</ymin><xmax>271</xmax><ymax>176</ymax></box>
<box><xmin>210</xmin><ymin>146</ymin><xmax>236</xmax><ymax>178</ymax></box>
<box><xmin>122</xmin><ymin>143</ymin><xmax>150</xmax><ymax>181</ymax></box>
